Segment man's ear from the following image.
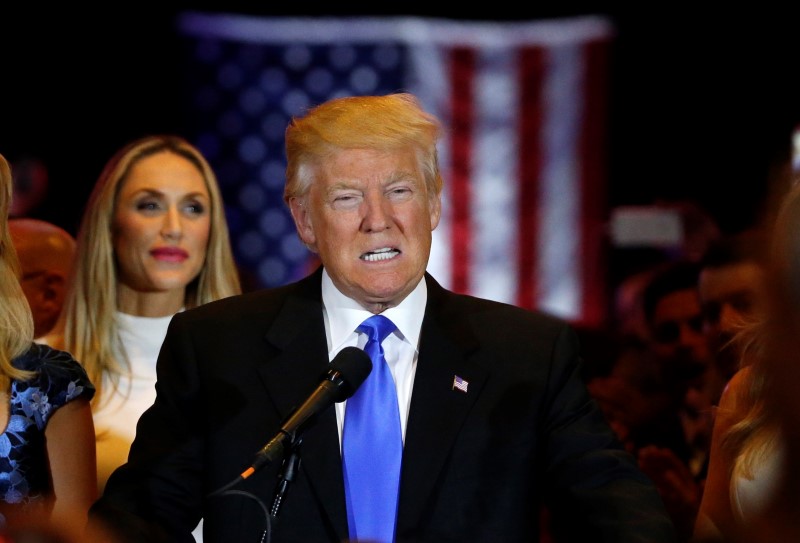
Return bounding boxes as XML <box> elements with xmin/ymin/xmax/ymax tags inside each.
<box><xmin>288</xmin><ymin>197</ymin><xmax>317</xmax><ymax>250</ymax></box>
<box><xmin>429</xmin><ymin>193</ymin><xmax>442</xmax><ymax>231</ymax></box>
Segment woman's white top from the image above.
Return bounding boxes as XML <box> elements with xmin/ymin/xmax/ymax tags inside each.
<box><xmin>93</xmin><ymin>311</ymin><xmax>171</xmax><ymax>493</ymax></box>
<box><xmin>731</xmin><ymin>440</ymin><xmax>785</xmax><ymax>526</ymax></box>
<box><xmin>93</xmin><ymin>311</ymin><xmax>204</xmax><ymax>540</ymax></box>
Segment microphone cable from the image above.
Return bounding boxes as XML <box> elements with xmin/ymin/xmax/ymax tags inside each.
<box><xmin>207</xmin><ymin>438</ymin><xmax>304</xmax><ymax>543</ymax></box>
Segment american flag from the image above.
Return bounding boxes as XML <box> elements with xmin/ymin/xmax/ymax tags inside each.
<box><xmin>177</xmin><ymin>13</ymin><xmax>614</xmax><ymax>327</ymax></box>
<box><xmin>452</xmin><ymin>375</ymin><xmax>469</xmax><ymax>394</ymax></box>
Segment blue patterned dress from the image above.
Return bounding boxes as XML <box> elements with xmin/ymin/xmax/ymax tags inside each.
<box><xmin>0</xmin><ymin>343</ymin><xmax>95</xmax><ymax>508</ymax></box>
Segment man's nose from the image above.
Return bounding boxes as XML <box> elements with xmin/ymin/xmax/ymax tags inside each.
<box><xmin>361</xmin><ymin>194</ymin><xmax>391</xmax><ymax>232</ymax></box>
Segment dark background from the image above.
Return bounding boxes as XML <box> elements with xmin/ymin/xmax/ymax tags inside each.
<box><xmin>4</xmin><ymin>6</ymin><xmax>799</xmax><ymax>238</ymax></box>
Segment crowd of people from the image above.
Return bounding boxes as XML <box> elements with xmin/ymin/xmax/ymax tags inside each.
<box><xmin>586</xmin><ymin>229</ymin><xmax>772</xmax><ymax>542</ymax></box>
<box><xmin>1</xmin><ymin>90</ymin><xmax>798</xmax><ymax>543</ymax></box>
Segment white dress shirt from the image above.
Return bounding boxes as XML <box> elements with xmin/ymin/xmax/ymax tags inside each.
<box><xmin>321</xmin><ymin>269</ymin><xmax>426</xmax><ymax>447</ymax></box>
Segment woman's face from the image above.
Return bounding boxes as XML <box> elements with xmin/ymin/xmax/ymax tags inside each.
<box><xmin>112</xmin><ymin>151</ymin><xmax>211</xmax><ymax>298</ymax></box>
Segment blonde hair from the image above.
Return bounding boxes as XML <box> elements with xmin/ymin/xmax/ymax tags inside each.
<box><xmin>721</xmin><ymin>337</ymin><xmax>777</xmax><ymax>480</ymax></box>
<box><xmin>722</xmin><ymin>181</ymin><xmax>800</xmax><ymax>479</ymax></box>
<box><xmin>58</xmin><ymin>135</ymin><xmax>241</xmax><ymax>402</ymax></box>
<box><xmin>0</xmin><ymin>153</ymin><xmax>36</xmax><ymax>389</ymax></box>
<box><xmin>283</xmin><ymin>92</ymin><xmax>443</xmax><ymax>203</ymax></box>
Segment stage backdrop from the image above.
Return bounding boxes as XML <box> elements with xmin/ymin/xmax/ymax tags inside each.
<box><xmin>176</xmin><ymin>13</ymin><xmax>614</xmax><ymax>327</ymax></box>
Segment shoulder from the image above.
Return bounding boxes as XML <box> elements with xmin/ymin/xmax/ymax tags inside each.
<box><xmin>38</xmin><ymin>331</ymin><xmax>64</xmax><ymax>350</ymax></box>
<box><xmin>14</xmin><ymin>343</ymin><xmax>96</xmax><ymax>404</ymax></box>
<box><xmin>429</xmin><ymin>275</ymin><xmax>571</xmax><ymax>331</ymax></box>
<box><xmin>719</xmin><ymin>365</ymin><xmax>752</xmax><ymax>412</ymax></box>
<box><xmin>713</xmin><ymin>366</ymin><xmax>755</xmax><ymax>433</ymax></box>
<box><xmin>170</xmin><ymin>274</ymin><xmax>322</xmax><ymax>337</ymax></box>
<box><xmin>426</xmin><ymin>275</ymin><xmax>578</xmax><ymax>351</ymax></box>
<box><xmin>179</xmin><ymin>281</ymin><xmax>309</xmax><ymax>321</ymax></box>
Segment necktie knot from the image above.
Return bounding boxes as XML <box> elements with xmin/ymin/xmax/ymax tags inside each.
<box><xmin>357</xmin><ymin>314</ymin><xmax>396</xmax><ymax>345</ymax></box>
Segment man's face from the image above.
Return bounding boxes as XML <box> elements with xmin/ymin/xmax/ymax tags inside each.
<box><xmin>289</xmin><ymin>147</ymin><xmax>441</xmax><ymax>312</ymax></box>
<box><xmin>698</xmin><ymin>261</ymin><xmax>765</xmax><ymax>378</ymax></box>
<box><xmin>698</xmin><ymin>262</ymin><xmax>765</xmax><ymax>339</ymax></box>
<box><xmin>649</xmin><ymin>288</ymin><xmax>711</xmax><ymax>373</ymax></box>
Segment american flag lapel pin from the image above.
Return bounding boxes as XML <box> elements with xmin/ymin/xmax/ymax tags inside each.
<box><xmin>452</xmin><ymin>375</ymin><xmax>469</xmax><ymax>393</ymax></box>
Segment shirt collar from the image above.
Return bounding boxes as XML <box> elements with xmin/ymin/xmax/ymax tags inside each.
<box><xmin>321</xmin><ymin>268</ymin><xmax>427</xmax><ymax>352</ymax></box>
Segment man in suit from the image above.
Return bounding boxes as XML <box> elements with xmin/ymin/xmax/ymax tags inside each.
<box><xmin>89</xmin><ymin>93</ymin><xmax>676</xmax><ymax>542</ymax></box>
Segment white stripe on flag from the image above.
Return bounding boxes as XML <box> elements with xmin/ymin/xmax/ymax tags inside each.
<box><xmin>407</xmin><ymin>42</ymin><xmax>451</xmax><ymax>286</ymax></box>
<box><xmin>538</xmin><ymin>44</ymin><xmax>584</xmax><ymax>321</ymax></box>
<box><xmin>472</xmin><ymin>45</ymin><xmax>519</xmax><ymax>303</ymax></box>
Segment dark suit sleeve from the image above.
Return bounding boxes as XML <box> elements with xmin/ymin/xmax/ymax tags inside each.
<box><xmin>88</xmin><ymin>312</ymin><xmax>205</xmax><ymax>543</ymax></box>
<box><xmin>541</xmin><ymin>323</ymin><xmax>676</xmax><ymax>542</ymax></box>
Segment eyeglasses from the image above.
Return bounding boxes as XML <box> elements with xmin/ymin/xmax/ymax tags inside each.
<box><xmin>652</xmin><ymin>315</ymin><xmax>704</xmax><ymax>344</ymax></box>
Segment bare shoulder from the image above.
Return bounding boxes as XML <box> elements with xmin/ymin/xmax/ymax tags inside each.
<box><xmin>718</xmin><ymin>365</ymin><xmax>753</xmax><ymax>412</ymax></box>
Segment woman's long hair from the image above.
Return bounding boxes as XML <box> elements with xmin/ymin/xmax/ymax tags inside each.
<box><xmin>0</xmin><ymin>153</ymin><xmax>36</xmax><ymax>389</ymax></box>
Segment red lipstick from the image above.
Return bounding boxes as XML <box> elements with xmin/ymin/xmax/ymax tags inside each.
<box><xmin>151</xmin><ymin>247</ymin><xmax>189</xmax><ymax>262</ymax></box>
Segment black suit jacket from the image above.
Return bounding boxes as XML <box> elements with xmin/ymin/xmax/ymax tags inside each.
<box><xmin>91</xmin><ymin>268</ymin><xmax>676</xmax><ymax>543</ymax></box>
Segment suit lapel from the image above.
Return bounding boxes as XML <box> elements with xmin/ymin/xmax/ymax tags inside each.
<box><xmin>255</xmin><ymin>268</ymin><xmax>349</xmax><ymax>541</ymax></box>
<box><xmin>397</xmin><ymin>275</ymin><xmax>489</xmax><ymax>531</ymax></box>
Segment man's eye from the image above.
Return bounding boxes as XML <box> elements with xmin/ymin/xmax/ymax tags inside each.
<box><xmin>331</xmin><ymin>194</ymin><xmax>361</xmax><ymax>209</ymax></box>
<box><xmin>388</xmin><ymin>187</ymin><xmax>413</xmax><ymax>201</ymax></box>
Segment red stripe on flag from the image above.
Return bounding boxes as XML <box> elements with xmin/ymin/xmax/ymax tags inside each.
<box><xmin>516</xmin><ymin>47</ymin><xmax>545</xmax><ymax>310</ymax></box>
<box><xmin>578</xmin><ymin>38</ymin><xmax>611</xmax><ymax>327</ymax></box>
<box><xmin>448</xmin><ymin>47</ymin><xmax>475</xmax><ymax>295</ymax></box>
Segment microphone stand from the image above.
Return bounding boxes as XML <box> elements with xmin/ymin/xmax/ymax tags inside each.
<box><xmin>269</xmin><ymin>437</ymin><xmax>303</xmax><ymax>522</ymax></box>
<box><xmin>255</xmin><ymin>437</ymin><xmax>303</xmax><ymax>543</ymax></box>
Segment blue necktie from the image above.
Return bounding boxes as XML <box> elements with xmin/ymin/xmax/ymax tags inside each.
<box><xmin>342</xmin><ymin>315</ymin><xmax>402</xmax><ymax>543</ymax></box>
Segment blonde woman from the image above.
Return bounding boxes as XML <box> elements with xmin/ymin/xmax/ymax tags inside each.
<box><xmin>0</xmin><ymin>153</ymin><xmax>96</xmax><ymax>541</ymax></box>
<box><xmin>693</xmin><ymin>182</ymin><xmax>800</xmax><ymax>543</ymax></box>
<box><xmin>49</xmin><ymin>135</ymin><xmax>241</xmax><ymax>541</ymax></box>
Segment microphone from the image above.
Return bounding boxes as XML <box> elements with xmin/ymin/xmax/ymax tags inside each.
<box><xmin>242</xmin><ymin>346</ymin><xmax>372</xmax><ymax>478</ymax></box>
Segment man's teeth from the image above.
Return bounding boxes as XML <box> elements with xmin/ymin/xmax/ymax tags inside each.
<box><xmin>361</xmin><ymin>248</ymin><xmax>399</xmax><ymax>261</ymax></box>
